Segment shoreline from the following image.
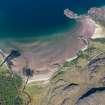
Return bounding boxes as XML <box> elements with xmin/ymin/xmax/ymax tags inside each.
<box><xmin>0</xmin><ymin>13</ymin><xmax>105</xmax><ymax>84</ymax></box>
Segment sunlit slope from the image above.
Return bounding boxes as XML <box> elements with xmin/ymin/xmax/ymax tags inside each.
<box><xmin>0</xmin><ymin>55</ymin><xmax>22</xmax><ymax>105</ymax></box>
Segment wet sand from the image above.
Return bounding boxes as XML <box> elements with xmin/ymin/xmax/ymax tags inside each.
<box><xmin>11</xmin><ymin>26</ymin><xmax>82</xmax><ymax>75</ymax></box>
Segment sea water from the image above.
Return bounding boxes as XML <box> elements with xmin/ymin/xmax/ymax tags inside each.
<box><xmin>0</xmin><ymin>0</ymin><xmax>104</xmax><ymax>41</ymax></box>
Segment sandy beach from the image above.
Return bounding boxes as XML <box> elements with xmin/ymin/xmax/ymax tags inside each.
<box><xmin>10</xmin><ymin>26</ymin><xmax>83</xmax><ymax>81</ymax></box>
<box><xmin>91</xmin><ymin>23</ymin><xmax>105</xmax><ymax>39</ymax></box>
<box><xmin>10</xmin><ymin>17</ymin><xmax>97</xmax><ymax>82</ymax></box>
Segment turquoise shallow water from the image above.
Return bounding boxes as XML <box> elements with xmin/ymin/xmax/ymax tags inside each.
<box><xmin>0</xmin><ymin>0</ymin><xmax>104</xmax><ymax>41</ymax></box>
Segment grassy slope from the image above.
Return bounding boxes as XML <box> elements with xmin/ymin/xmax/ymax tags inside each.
<box><xmin>0</xmin><ymin>75</ymin><xmax>22</xmax><ymax>105</ymax></box>
<box><xmin>0</xmin><ymin>56</ymin><xmax>22</xmax><ymax>105</ymax></box>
